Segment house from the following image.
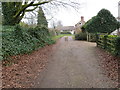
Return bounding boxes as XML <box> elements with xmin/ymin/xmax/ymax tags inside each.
<box><xmin>117</xmin><ymin>1</ymin><xmax>120</xmax><ymax>36</ymax></box>
<box><xmin>111</xmin><ymin>1</ymin><xmax>120</xmax><ymax>35</ymax></box>
<box><xmin>75</xmin><ymin>16</ymin><xmax>85</xmax><ymax>34</ymax></box>
<box><xmin>56</xmin><ymin>26</ymin><xmax>75</xmax><ymax>34</ymax></box>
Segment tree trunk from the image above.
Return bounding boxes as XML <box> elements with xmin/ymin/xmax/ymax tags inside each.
<box><xmin>2</xmin><ymin>2</ymin><xmax>23</xmax><ymax>26</ymax></box>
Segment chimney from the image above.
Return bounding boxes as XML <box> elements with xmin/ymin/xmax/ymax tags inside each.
<box><xmin>81</xmin><ymin>16</ymin><xmax>84</xmax><ymax>21</ymax></box>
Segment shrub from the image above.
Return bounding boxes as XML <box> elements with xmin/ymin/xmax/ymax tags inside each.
<box><xmin>61</xmin><ymin>31</ymin><xmax>71</xmax><ymax>34</ymax></box>
<box><xmin>114</xmin><ymin>37</ymin><xmax>120</xmax><ymax>56</ymax></box>
<box><xmin>49</xmin><ymin>30</ymin><xmax>56</xmax><ymax>37</ymax></box>
<box><xmin>87</xmin><ymin>33</ymin><xmax>97</xmax><ymax>42</ymax></box>
<box><xmin>2</xmin><ymin>25</ymin><xmax>55</xmax><ymax>60</ymax></box>
<box><xmin>97</xmin><ymin>35</ymin><xmax>120</xmax><ymax>56</ymax></box>
<box><xmin>75</xmin><ymin>33</ymin><xmax>87</xmax><ymax>40</ymax></box>
<box><xmin>85</xmin><ymin>9</ymin><xmax>119</xmax><ymax>34</ymax></box>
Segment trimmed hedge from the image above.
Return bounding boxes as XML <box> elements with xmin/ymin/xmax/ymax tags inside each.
<box><xmin>114</xmin><ymin>37</ymin><xmax>120</xmax><ymax>56</ymax></box>
<box><xmin>61</xmin><ymin>32</ymin><xmax>71</xmax><ymax>34</ymax></box>
<box><xmin>2</xmin><ymin>25</ymin><xmax>55</xmax><ymax>60</ymax></box>
<box><xmin>75</xmin><ymin>33</ymin><xmax>87</xmax><ymax>40</ymax></box>
<box><xmin>97</xmin><ymin>35</ymin><xmax>120</xmax><ymax>56</ymax></box>
<box><xmin>84</xmin><ymin>9</ymin><xmax>119</xmax><ymax>34</ymax></box>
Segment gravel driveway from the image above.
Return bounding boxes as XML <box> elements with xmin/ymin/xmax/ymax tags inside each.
<box><xmin>34</xmin><ymin>36</ymin><xmax>116</xmax><ymax>88</ymax></box>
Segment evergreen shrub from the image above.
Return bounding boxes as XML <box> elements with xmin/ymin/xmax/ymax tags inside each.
<box><xmin>75</xmin><ymin>33</ymin><xmax>87</xmax><ymax>40</ymax></box>
<box><xmin>2</xmin><ymin>25</ymin><xmax>55</xmax><ymax>60</ymax></box>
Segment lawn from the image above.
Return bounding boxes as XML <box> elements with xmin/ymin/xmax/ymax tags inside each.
<box><xmin>52</xmin><ymin>34</ymin><xmax>74</xmax><ymax>41</ymax></box>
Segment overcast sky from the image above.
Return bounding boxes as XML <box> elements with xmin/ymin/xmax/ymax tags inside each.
<box><xmin>48</xmin><ymin>0</ymin><xmax>120</xmax><ymax>27</ymax></box>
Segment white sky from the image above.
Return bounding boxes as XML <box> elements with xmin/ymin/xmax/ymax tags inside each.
<box><xmin>48</xmin><ymin>0</ymin><xmax>120</xmax><ymax>27</ymax></box>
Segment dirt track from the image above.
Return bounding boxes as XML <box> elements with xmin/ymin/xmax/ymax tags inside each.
<box><xmin>34</xmin><ymin>36</ymin><xmax>116</xmax><ymax>88</ymax></box>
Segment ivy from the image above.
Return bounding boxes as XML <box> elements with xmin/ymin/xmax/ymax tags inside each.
<box><xmin>2</xmin><ymin>25</ymin><xmax>55</xmax><ymax>60</ymax></box>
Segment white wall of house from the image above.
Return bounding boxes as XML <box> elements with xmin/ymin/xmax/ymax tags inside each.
<box><xmin>61</xmin><ymin>30</ymin><xmax>75</xmax><ymax>34</ymax></box>
<box><xmin>118</xmin><ymin>1</ymin><xmax>120</xmax><ymax>19</ymax></box>
<box><xmin>117</xmin><ymin>1</ymin><xmax>120</xmax><ymax>35</ymax></box>
<box><xmin>71</xmin><ymin>30</ymin><xmax>75</xmax><ymax>34</ymax></box>
<box><xmin>111</xmin><ymin>1</ymin><xmax>120</xmax><ymax>35</ymax></box>
<box><xmin>110</xmin><ymin>30</ymin><xmax>118</xmax><ymax>35</ymax></box>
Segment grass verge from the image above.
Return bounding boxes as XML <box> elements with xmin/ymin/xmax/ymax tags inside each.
<box><xmin>52</xmin><ymin>34</ymin><xmax>74</xmax><ymax>41</ymax></box>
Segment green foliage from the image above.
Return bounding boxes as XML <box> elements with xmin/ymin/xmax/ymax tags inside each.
<box><xmin>19</xmin><ymin>22</ymin><xmax>29</xmax><ymax>28</ymax></box>
<box><xmin>85</xmin><ymin>9</ymin><xmax>119</xmax><ymax>34</ymax></box>
<box><xmin>2</xmin><ymin>25</ymin><xmax>15</xmax><ymax>31</ymax></box>
<box><xmin>28</xmin><ymin>26</ymin><xmax>55</xmax><ymax>45</ymax></box>
<box><xmin>2</xmin><ymin>2</ymin><xmax>50</xmax><ymax>26</ymax></box>
<box><xmin>81</xmin><ymin>18</ymin><xmax>94</xmax><ymax>32</ymax></box>
<box><xmin>2</xmin><ymin>25</ymin><xmax>55</xmax><ymax>60</ymax></box>
<box><xmin>85</xmin><ymin>16</ymin><xmax>99</xmax><ymax>33</ymax></box>
<box><xmin>75</xmin><ymin>33</ymin><xmax>87</xmax><ymax>40</ymax></box>
<box><xmin>37</xmin><ymin>7</ymin><xmax>48</xmax><ymax>27</ymax></box>
<box><xmin>61</xmin><ymin>31</ymin><xmax>72</xmax><ymax>34</ymax></box>
<box><xmin>88</xmin><ymin>33</ymin><xmax>97</xmax><ymax>42</ymax></box>
<box><xmin>114</xmin><ymin>37</ymin><xmax>120</xmax><ymax>56</ymax></box>
<box><xmin>2</xmin><ymin>2</ymin><xmax>24</xmax><ymax>25</ymax></box>
<box><xmin>52</xmin><ymin>34</ymin><xmax>73</xmax><ymax>41</ymax></box>
<box><xmin>49</xmin><ymin>30</ymin><xmax>56</xmax><ymax>37</ymax></box>
<box><xmin>97</xmin><ymin>35</ymin><xmax>120</xmax><ymax>56</ymax></box>
<box><xmin>49</xmin><ymin>29</ymin><xmax>60</xmax><ymax>37</ymax></box>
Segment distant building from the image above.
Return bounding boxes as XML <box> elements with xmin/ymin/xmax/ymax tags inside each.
<box><xmin>75</xmin><ymin>16</ymin><xmax>85</xmax><ymax>34</ymax></box>
<box><xmin>111</xmin><ymin>1</ymin><xmax>120</xmax><ymax>35</ymax></box>
<box><xmin>56</xmin><ymin>26</ymin><xmax>75</xmax><ymax>34</ymax></box>
<box><xmin>117</xmin><ymin>1</ymin><xmax>120</xmax><ymax>35</ymax></box>
<box><xmin>118</xmin><ymin>1</ymin><xmax>120</xmax><ymax>22</ymax></box>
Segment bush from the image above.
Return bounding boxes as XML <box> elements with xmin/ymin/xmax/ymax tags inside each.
<box><xmin>114</xmin><ymin>37</ymin><xmax>120</xmax><ymax>56</ymax></box>
<box><xmin>97</xmin><ymin>35</ymin><xmax>120</xmax><ymax>56</ymax></box>
<box><xmin>61</xmin><ymin>31</ymin><xmax>71</xmax><ymax>34</ymax></box>
<box><xmin>87</xmin><ymin>33</ymin><xmax>97</xmax><ymax>42</ymax></box>
<box><xmin>75</xmin><ymin>33</ymin><xmax>87</xmax><ymax>40</ymax></box>
<box><xmin>85</xmin><ymin>9</ymin><xmax>119</xmax><ymax>34</ymax></box>
<box><xmin>28</xmin><ymin>26</ymin><xmax>55</xmax><ymax>45</ymax></box>
<box><xmin>49</xmin><ymin>30</ymin><xmax>56</xmax><ymax>37</ymax></box>
<box><xmin>2</xmin><ymin>25</ymin><xmax>55</xmax><ymax>60</ymax></box>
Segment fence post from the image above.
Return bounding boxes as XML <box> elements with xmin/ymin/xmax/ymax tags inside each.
<box><xmin>96</xmin><ymin>33</ymin><xmax>99</xmax><ymax>47</ymax></box>
<box><xmin>87</xmin><ymin>32</ymin><xmax>89</xmax><ymax>42</ymax></box>
<box><xmin>103</xmin><ymin>35</ymin><xmax>107</xmax><ymax>49</ymax></box>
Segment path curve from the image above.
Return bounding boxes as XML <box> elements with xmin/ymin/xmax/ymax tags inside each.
<box><xmin>34</xmin><ymin>36</ymin><xmax>116</xmax><ymax>88</ymax></box>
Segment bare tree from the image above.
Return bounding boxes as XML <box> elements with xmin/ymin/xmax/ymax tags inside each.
<box><xmin>2</xmin><ymin>0</ymin><xmax>81</xmax><ymax>25</ymax></box>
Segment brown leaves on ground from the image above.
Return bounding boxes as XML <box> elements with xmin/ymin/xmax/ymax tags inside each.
<box><xmin>96</xmin><ymin>47</ymin><xmax>120</xmax><ymax>87</ymax></box>
<box><xmin>2</xmin><ymin>44</ymin><xmax>57</xmax><ymax>88</ymax></box>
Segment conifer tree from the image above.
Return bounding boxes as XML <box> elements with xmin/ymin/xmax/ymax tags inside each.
<box><xmin>37</xmin><ymin>7</ymin><xmax>48</xmax><ymax>27</ymax></box>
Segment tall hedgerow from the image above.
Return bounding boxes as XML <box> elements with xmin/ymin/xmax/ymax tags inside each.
<box><xmin>2</xmin><ymin>25</ymin><xmax>55</xmax><ymax>60</ymax></box>
<box><xmin>85</xmin><ymin>9</ymin><xmax>119</xmax><ymax>34</ymax></box>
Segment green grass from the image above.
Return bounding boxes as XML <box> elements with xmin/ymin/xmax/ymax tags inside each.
<box><xmin>52</xmin><ymin>34</ymin><xmax>74</xmax><ymax>41</ymax></box>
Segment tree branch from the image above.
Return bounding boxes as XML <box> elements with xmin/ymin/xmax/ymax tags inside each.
<box><xmin>13</xmin><ymin>1</ymin><xmax>35</xmax><ymax>18</ymax></box>
<box><xmin>31</xmin><ymin>0</ymin><xmax>53</xmax><ymax>6</ymax></box>
<box><xmin>14</xmin><ymin>0</ymin><xmax>53</xmax><ymax>18</ymax></box>
<box><xmin>25</xmin><ymin>6</ymin><xmax>38</xmax><ymax>12</ymax></box>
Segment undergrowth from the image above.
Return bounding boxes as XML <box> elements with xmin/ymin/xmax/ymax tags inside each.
<box><xmin>2</xmin><ymin>25</ymin><xmax>55</xmax><ymax>62</ymax></box>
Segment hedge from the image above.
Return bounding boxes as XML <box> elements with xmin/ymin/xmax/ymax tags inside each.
<box><xmin>61</xmin><ymin>31</ymin><xmax>72</xmax><ymax>34</ymax></box>
<box><xmin>97</xmin><ymin>35</ymin><xmax>120</xmax><ymax>56</ymax></box>
<box><xmin>2</xmin><ymin>25</ymin><xmax>55</xmax><ymax>60</ymax></box>
<box><xmin>114</xmin><ymin>37</ymin><xmax>120</xmax><ymax>56</ymax></box>
<box><xmin>75</xmin><ymin>32</ymin><xmax>87</xmax><ymax>40</ymax></box>
<box><xmin>84</xmin><ymin>9</ymin><xmax>119</xmax><ymax>34</ymax></box>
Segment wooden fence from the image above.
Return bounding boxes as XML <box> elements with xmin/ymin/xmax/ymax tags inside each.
<box><xmin>97</xmin><ymin>35</ymin><xmax>120</xmax><ymax>56</ymax></box>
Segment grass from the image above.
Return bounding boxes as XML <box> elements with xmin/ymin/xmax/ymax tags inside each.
<box><xmin>52</xmin><ymin>34</ymin><xmax>74</xmax><ymax>41</ymax></box>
